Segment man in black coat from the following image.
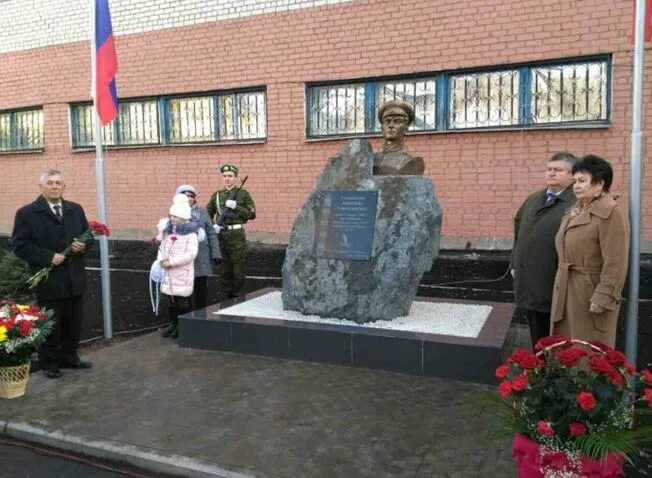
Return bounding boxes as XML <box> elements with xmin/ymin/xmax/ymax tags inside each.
<box><xmin>11</xmin><ymin>169</ymin><xmax>93</xmax><ymax>378</ymax></box>
<box><xmin>512</xmin><ymin>152</ymin><xmax>577</xmax><ymax>349</ymax></box>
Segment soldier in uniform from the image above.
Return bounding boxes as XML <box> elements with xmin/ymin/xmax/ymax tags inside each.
<box><xmin>206</xmin><ymin>164</ymin><xmax>256</xmax><ymax>298</ymax></box>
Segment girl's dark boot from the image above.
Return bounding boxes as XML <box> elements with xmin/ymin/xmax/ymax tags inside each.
<box><xmin>162</xmin><ymin>319</ymin><xmax>178</xmax><ymax>338</ymax></box>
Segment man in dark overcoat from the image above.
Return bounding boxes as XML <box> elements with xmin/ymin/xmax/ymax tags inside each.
<box><xmin>11</xmin><ymin>169</ymin><xmax>93</xmax><ymax>378</ymax></box>
<box><xmin>512</xmin><ymin>152</ymin><xmax>577</xmax><ymax>349</ymax></box>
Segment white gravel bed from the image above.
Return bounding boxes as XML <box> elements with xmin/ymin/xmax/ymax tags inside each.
<box><xmin>216</xmin><ymin>291</ymin><xmax>491</xmax><ymax>338</ymax></box>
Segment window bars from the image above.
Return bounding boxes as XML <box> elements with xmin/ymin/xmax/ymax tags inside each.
<box><xmin>0</xmin><ymin>108</ymin><xmax>44</xmax><ymax>152</ymax></box>
<box><xmin>70</xmin><ymin>90</ymin><xmax>266</xmax><ymax>148</ymax></box>
<box><xmin>306</xmin><ymin>56</ymin><xmax>609</xmax><ymax>138</ymax></box>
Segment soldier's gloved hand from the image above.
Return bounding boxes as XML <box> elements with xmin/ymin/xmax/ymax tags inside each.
<box><xmin>225</xmin><ymin>200</ymin><xmax>237</xmax><ymax>209</ymax></box>
<box><xmin>213</xmin><ymin>224</ymin><xmax>222</xmax><ymax>234</ymax></box>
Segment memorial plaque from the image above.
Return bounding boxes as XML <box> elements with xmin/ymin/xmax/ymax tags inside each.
<box><xmin>314</xmin><ymin>190</ymin><xmax>378</xmax><ymax>261</ymax></box>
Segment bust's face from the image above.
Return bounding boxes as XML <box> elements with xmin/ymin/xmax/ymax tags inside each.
<box><xmin>381</xmin><ymin>109</ymin><xmax>409</xmax><ymax>142</ymax></box>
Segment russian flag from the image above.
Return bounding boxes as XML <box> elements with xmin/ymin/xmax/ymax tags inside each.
<box><xmin>91</xmin><ymin>0</ymin><xmax>118</xmax><ymax>125</ymax></box>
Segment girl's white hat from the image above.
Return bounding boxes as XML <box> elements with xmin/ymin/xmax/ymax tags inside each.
<box><xmin>169</xmin><ymin>193</ymin><xmax>191</xmax><ymax>220</ymax></box>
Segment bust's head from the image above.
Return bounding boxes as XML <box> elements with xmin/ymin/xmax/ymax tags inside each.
<box><xmin>378</xmin><ymin>100</ymin><xmax>414</xmax><ymax>147</ymax></box>
<box><xmin>377</xmin><ymin>100</ymin><xmax>415</xmax><ymax>125</ymax></box>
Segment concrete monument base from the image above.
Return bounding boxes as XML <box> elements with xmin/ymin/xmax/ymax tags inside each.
<box><xmin>178</xmin><ymin>288</ymin><xmax>513</xmax><ymax>384</ymax></box>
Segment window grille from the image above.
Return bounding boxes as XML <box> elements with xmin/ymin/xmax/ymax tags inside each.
<box><xmin>306</xmin><ymin>56</ymin><xmax>609</xmax><ymax>138</ymax></box>
<box><xmin>531</xmin><ymin>60</ymin><xmax>608</xmax><ymax>124</ymax></box>
<box><xmin>449</xmin><ymin>70</ymin><xmax>520</xmax><ymax>129</ymax></box>
<box><xmin>117</xmin><ymin>100</ymin><xmax>160</xmax><ymax>145</ymax></box>
<box><xmin>374</xmin><ymin>79</ymin><xmax>436</xmax><ymax>132</ymax></box>
<box><xmin>169</xmin><ymin>96</ymin><xmax>216</xmax><ymax>143</ymax></box>
<box><xmin>0</xmin><ymin>108</ymin><xmax>44</xmax><ymax>152</ymax></box>
<box><xmin>308</xmin><ymin>84</ymin><xmax>365</xmax><ymax>136</ymax></box>
<box><xmin>71</xmin><ymin>89</ymin><xmax>266</xmax><ymax>148</ymax></box>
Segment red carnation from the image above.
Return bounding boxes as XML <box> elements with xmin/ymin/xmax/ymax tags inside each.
<box><xmin>607</xmin><ymin>369</ymin><xmax>624</xmax><ymax>386</ymax></box>
<box><xmin>89</xmin><ymin>220</ymin><xmax>110</xmax><ymax>237</ymax></box>
<box><xmin>642</xmin><ymin>369</ymin><xmax>652</xmax><ymax>385</ymax></box>
<box><xmin>577</xmin><ymin>392</ymin><xmax>597</xmax><ymax>411</ymax></box>
<box><xmin>644</xmin><ymin>389</ymin><xmax>652</xmax><ymax>408</ymax></box>
<box><xmin>589</xmin><ymin>356</ymin><xmax>624</xmax><ymax>386</ymax></box>
<box><xmin>511</xmin><ymin>374</ymin><xmax>529</xmax><ymax>392</ymax></box>
<box><xmin>535</xmin><ymin>335</ymin><xmax>569</xmax><ymax>351</ymax></box>
<box><xmin>18</xmin><ymin>320</ymin><xmax>34</xmax><ymax>337</ymax></box>
<box><xmin>569</xmin><ymin>422</ymin><xmax>588</xmax><ymax>436</ymax></box>
<box><xmin>498</xmin><ymin>380</ymin><xmax>512</xmax><ymax>398</ymax></box>
<box><xmin>508</xmin><ymin>349</ymin><xmax>529</xmax><ymax>365</ymax></box>
<box><xmin>537</xmin><ymin>421</ymin><xmax>555</xmax><ymax>437</ymax></box>
<box><xmin>589</xmin><ymin>355</ymin><xmax>616</xmax><ymax>375</ymax></box>
<box><xmin>495</xmin><ymin>365</ymin><xmax>509</xmax><ymax>379</ymax></box>
<box><xmin>170</xmin><ymin>236</ymin><xmax>178</xmax><ymax>242</ymax></box>
<box><xmin>605</xmin><ymin>350</ymin><xmax>628</xmax><ymax>367</ymax></box>
<box><xmin>555</xmin><ymin>347</ymin><xmax>588</xmax><ymax>367</ymax></box>
<box><xmin>520</xmin><ymin>353</ymin><xmax>540</xmax><ymax>371</ymax></box>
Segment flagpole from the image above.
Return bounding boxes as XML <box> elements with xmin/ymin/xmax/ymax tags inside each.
<box><xmin>91</xmin><ymin>0</ymin><xmax>113</xmax><ymax>339</ymax></box>
<box><xmin>625</xmin><ymin>0</ymin><xmax>646</xmax><ymax>364</ymax></box>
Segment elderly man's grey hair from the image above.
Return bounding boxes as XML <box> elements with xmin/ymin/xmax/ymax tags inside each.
<box><xmin>39</xmin><ymin>169</ymin><xmax>63</xmax><ymax>183</ymax></box>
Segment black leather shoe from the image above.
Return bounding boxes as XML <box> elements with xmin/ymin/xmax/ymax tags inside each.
<box><xmin>60</xmin><ymin>358</ymin><xmax>92</xmax><ymax>369</ymax></box>
<box><xmin>43</xmin><ymin>363</ymin><xmax>62</xmax><ymax>379</ymax></box>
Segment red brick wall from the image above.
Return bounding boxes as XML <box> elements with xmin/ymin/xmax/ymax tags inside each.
<box><xmin>0</xmin><ymin>0</ymin><xmax>650</xmax><ymax>246</ymax></box>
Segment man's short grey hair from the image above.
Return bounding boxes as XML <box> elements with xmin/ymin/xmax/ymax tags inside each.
<box><xmin>39</xmin><ymin>169</ymin><xmax>63</xmax><ymax>183</ymax></box>
<box><xmin>548</xmin><ymin>151</ymin><xmax>578</xmax><ymax>170</ymax></box>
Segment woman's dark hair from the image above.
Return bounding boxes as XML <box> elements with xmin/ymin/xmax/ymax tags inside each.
<box><xmin>572</xmin><ymin>154</ymin><xmax>613</xmax><ymax>192</ymax></box>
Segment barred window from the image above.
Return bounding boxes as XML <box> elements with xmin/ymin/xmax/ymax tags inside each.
<box><xmin>118</xmin><ymin>100</ymin><xmax>159</xmax><ymax>145</ymax></box>
<box><xmin>0</xmin><ymin>108</ymin><xmax>44</xmax><ymax>152</ymax></box>
<box><xmin>306</xmin><ymin>56</ymin><xmax>609</xmax><ymax>138</ymax></box>
<box><xmin>308</xmin><ymin>84</ymin><xmax>365</xmax><ymax>136</ymax></box>
<box><xmin>70</xmin><ymin>102</ymin><xmax>156</xmax><ymax>147</ymax></box>
<box><xmin>449</xmin><ymin>70</ymin><xmax>520</xmax><ymax>129</ymax></box>
<box><xmin>375</xmin><ymin>79</ymin><xmax>436</xmax><ymax>132</ymax></box>
<box><xmin>71</xmin><ymin>89</ymin><xmax>266</xmax><ymax>148</ymax></box>
<box><xmin>531</xmin><ymin>60</ymin><xmax>608</xmax><ymax>124</ymax></box>
<box><xmin>306</xmin><ymin>78</ymin><xmax>435</xmax><ymax>137</ymax></box>
<box><xmin>169</xmin><ymin>96</ymin><xmax>215</xmax><ymax>143</ymax></box>
<box><xmin>218</xmin><ymin>91</ymin><xmax>266</xmax><ymax>141</ymax></box>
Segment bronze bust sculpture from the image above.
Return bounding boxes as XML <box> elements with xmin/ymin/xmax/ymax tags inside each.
<box><xmin>373</xmin><ymin>100</ymin><xmax>425</xmax><ymax>176</ymax></box>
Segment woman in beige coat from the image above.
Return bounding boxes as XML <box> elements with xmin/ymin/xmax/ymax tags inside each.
<box><xmin>550</xmin><ymin>155</ymin><xmax>630</xmax><ymax>347</ymax></box>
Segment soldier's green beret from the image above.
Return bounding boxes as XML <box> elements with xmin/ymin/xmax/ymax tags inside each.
<box><xmin>220</xmin><ymin>164</ymin><xmax>239</xmax><ymax>175</ymax></box>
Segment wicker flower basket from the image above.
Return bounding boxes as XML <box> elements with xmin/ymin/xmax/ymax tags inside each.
<box><xmin>0</xmin><ymin>363</ymin><xmax>30</xmax><ymax>399</ymax></box>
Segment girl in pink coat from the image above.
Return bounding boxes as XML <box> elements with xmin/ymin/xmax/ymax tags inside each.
<box><xmin>157</xmin><ymin>194</ymin><xmax>199</xmax><ymax>338</ymax></box>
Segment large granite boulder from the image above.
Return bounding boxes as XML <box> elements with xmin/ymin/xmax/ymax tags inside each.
<box><xmin>281</xmin><ymin>139</ymin><xmax>443</xmax><ymax>323</ymax></box>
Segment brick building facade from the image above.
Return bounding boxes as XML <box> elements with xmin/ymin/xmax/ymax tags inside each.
<box><xmin>0</xmin><ymin>0</ymin><xmax>650</xmax><ymax>250</ymax></box>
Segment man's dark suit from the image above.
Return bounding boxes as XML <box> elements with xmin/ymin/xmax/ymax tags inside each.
<box><xmin>11</xmin><ymin>195</ymin><xmax>90</xmax><ymax>366</ymax></box>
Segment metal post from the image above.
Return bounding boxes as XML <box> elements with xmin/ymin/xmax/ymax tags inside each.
<box><xmin>625</xmin><ymin>0</ymin><xmax>646</xmax><ymax>364</ymax></box>
<box><xmin>91</xmin><ymin>0</ymin><xmax>113</xmax><ymax>339</ymax></box>
<box><xmin>93</xmin><ymin>112</ymin><xmax>113</xmax><ymax>339</ymax></box>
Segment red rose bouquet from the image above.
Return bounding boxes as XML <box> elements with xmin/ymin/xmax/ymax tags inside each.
<box><xmin>25</xmin><ymin>220</ymin><xmax>110</xmax><ymax>289</ymax></box>
<box><xmin>483</xmin><ymin>336</ymin><xmax>652</xmax><ymax>477</ymax></box>
<box><xmin>0</xmin><ymin>301</ymin><xmax>55</xmax><ymax>367</ymax></box>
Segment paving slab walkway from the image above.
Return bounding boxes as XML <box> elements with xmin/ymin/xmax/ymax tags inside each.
<box><xmin>0</xmin><ymin>333</ymin><xmax>516</xmax><ymax>478</ymax></box>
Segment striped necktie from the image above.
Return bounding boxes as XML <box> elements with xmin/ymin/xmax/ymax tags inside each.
<box><xmin>53</xmin><ymin>205</ymin><xmax>62</xmax><ymax>221</ymax></box>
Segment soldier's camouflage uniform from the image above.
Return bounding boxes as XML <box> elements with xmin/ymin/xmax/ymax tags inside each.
<box><xmin>206</xmin><ymin>187</ymin><xmax>256</xmax><ymax>297</ymax></box>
